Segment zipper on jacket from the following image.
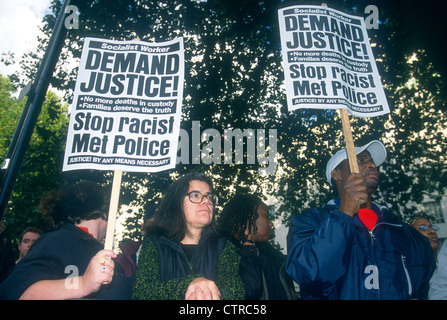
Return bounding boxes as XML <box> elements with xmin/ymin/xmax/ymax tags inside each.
<box><xmin>367</xmin><ymin>222</ymin><xmax>405</xmax><ymax>300</ymax></box>
<box><xmin>401</xmin><ymin>255</ymin><xmax>413</xmax><ymax>297</ymax></box>
<box><xmin>368</xmin><ymin>230</ymin><xmax>381</xmax><ymax>300</ymax></box>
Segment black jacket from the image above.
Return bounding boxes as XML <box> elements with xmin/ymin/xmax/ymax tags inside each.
<box><xmin>239</xmin><ymin>241</ymin><xmax>298</xmax><ymax>300</ymax></box>
<box><xmin>0</xmin><ymin>227</ymin><xmax>15</xmax><ymax>283</ymax></box>
<box><xmin>0</xmin><ymin>224</ymin><xmax>131</xmax><ymax>300</ymax></box>
<box><xmin>132</xmin><ymin>227</ymin><xmax>245</xmax><ymax>300</ymax></box>
<box><xmin>150</xmin><ymin>228</ymin><xmax>228</xmax><ymax>281</ymax></box>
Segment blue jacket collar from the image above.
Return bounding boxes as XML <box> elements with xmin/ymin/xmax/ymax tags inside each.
<box><xmin>328</xmin><ymin>198</ymin><xmax>398</xmax><ymax>225</ymax></box>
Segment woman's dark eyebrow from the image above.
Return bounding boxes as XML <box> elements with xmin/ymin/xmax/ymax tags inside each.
<box><xmin>189</xmin><ymin>190</ymin><xmax>212</xmax><ymax>194</ymax></box>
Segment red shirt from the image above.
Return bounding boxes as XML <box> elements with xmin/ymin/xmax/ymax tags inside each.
<box><xmin>358</xmin><ymin>208</ymin><xmax>378</xmax><ymax>231</ymax></box>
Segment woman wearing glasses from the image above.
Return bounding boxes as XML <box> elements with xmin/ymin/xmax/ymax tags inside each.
<box><xmin>407</xmin><ymin>213</ymin><xmax>439</xmax><ymax>263</ymax></box>
<box><xmin>132</xmin><ymin>172</ymin><xmax>244</xmax><ymax>300</ymax></box>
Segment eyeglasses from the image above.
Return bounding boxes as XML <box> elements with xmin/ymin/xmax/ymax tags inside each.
<box><xmin>186</xmin><ymin>191</ymin><xmax>218</xmax><ymax>205</ymax></box>
<box><xmin>418</xmin><ymin>224</ymin><xmax>440</xmax><ymax>232</ymax></box>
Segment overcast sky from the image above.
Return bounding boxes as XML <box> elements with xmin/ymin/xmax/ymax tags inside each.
<box><xmin>0</xmin><ymin>0</ymin><xmax>52</xmax><ymax>76</ymax></box>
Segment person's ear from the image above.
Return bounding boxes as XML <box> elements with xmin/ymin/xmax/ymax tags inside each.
<box><xmin>331</xmin><ymin>169</ymin><xmax>342</xmax><ymax>183</ymax></box>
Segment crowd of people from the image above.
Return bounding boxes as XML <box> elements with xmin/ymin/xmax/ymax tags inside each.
<box><xmin>0</xmin><ymin>140</ymin><xmax>444</xmax><ymax>300</ymax></box>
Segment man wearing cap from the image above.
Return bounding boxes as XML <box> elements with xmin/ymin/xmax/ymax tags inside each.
<box><xmin>286</xmin><ymin>140</ymin><xmax>436</xmax><ymax>300</ymax></box>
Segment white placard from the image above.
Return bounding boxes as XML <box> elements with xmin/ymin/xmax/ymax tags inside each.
<box><xmin>63</xmin><ymin>37</ymin><xmax>184</xmax><ymax>172</ymax></box>
<box><xmin>278</xmin><ymin>5</ymin><xmax>389</xmax><ymax>117</ymax></box>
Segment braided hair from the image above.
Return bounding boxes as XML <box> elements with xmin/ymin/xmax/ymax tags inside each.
<box><xmin>216</xmin><ymin>194</ymin><xmax>262</xmax><ymax>246</ymax></box>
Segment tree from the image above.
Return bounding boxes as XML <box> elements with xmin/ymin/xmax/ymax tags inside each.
<box><xmin>0</xmin><ymin>74</ymin><xmax>70</xmax><ymax>256</ymax></box>
<box><xmin>9</xmin><ymin>0</ymin><xmax>447</xmax><ymax>243</ymax></box>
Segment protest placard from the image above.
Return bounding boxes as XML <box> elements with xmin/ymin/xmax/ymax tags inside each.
<box><xmin>62</xmin><ymin>37</ymin><xmax>184</xmax><ymax>251</ymax></box>
<box><xmin>62</xmin><ymin>37</ymin><xmax>184</xmax><ymax>173</ymax></box>
<box><xmin>278</xmin><ymin>5</ymin><xmax>389</xmax><ymax>118</ymax></box>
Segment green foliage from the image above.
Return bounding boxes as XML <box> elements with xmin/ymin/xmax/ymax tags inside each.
<box><xmin>3</xmin><ymin>0</ymin><xmax>446</xmax><ymax>245</ymax></box>
<box><xmin>0</xmin><ymin>76</ymin><xmax>23</xmax><ymax>152</ymax></box>
<box><xmin>0</xmin><ymin>75</ymin><xmax>70</xmax><ymax>257</ymax></box>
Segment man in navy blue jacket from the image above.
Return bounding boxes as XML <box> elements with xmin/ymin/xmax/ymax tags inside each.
<box><xmin>286</xmin><ymin>140</ymin><xmax>436</xmax><ymax>299</ymax></box>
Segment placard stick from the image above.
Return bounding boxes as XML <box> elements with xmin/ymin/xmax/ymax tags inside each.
<box><xmin>319</xmin><ymin>4</ymin><xmax>357</xmax><ymax>171</ymax></box>
<box><xmin>339</xmin><ymin>108</ymin><xmax>359</xmax><ymax>174</ymax></box>
<box><xmin>323</xmin><ymin>3</ymin><xmax>358</xmax><ymax>175</ymax></box>
<box><xmin>323</xmin><ymin>3</ymin><xmax>363</xmax><ymax>204</ymax></box>
<box><xmin>339</xmin><ymin>108</ymin><xmax>366</xmax><ymax>205</ymax></box>
<box><xmin>104</xmin><ymin>169</ymin><xmax>123</xmax><ymax>251</ymax></box>
<box><xmin>104</xmin><ymin>36</ymin><xmax>139</xmax><ymax>253</ymax></box>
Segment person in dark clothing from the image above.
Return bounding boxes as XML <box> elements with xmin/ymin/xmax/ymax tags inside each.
<box><xmin>132</xmin><ymin>172</ymin><xmax>244</xmax><ymax>300</ymax></box>
<box><xmin>0</xmin><ymin>181</ymin><xmax>131</xmax><ymax>300</ymax></box>
<box><xmin>286</xmin><ymin>140</ymin><xmax>436</xmax><ymax>300</ymax></box>
<box><xmin>116</xmin><ymin>203</ymin><xmax>158</xmax><ymax>285</ymax></box>
<box><xmin>0</xmin><ymin>223</ymin><xmax>15</xmax><ymax>283</ymax></box>
<box><xmin>217</xmin><ymin>194</ymin><xmax>298</xmax><ymax>300</ymax></box>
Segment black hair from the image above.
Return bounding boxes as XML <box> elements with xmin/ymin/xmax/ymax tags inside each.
<box><xmin>40</xmin><ymin>181</ymin><xmax>107</xmax><ymax>227</ymax></box>
<box><xmin>216</xmin><ymin>194</ymin><xmax>262</xmax><ymax>245</ymax></box>
<box><xmin>146</xmin><ymin>172</ymin><xmax>215</xmax><ymax>242</ymax></box>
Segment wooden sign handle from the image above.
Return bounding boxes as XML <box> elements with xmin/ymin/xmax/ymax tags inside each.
<box><xmin>339</xmin><ymin>109</ymin><xmax>366</xmax><ymax>205</ymax></box>
<box><xmin>104</xmin><ymin>169</ymin><xmax>123</xmax><ymax>251</ymax></box>
<box><xmin>99</xmin><ymin>170</ymin><xmax>122</xmax><ymax>284</ymax></box>
<box><xmin>339</xmin><ymin>108</ymin><xmax>359</xmax><ymax>174</ymax></box>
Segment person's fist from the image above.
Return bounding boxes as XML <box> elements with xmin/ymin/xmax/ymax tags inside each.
<box><xmin>338</xmin><ymin>173</ymin><xmax>367</xmax><ymax>217</ymax></box>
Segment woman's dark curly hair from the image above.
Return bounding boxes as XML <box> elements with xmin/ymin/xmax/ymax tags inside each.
<box><xmin>216</xmin><ymin>194</ymin><xmax>262</xmax><ymax>245</ymax></box>
<box><xmin>40</xmin><ymin>181</ymin><xmax>107</xmax><ymax>227</ymax></box>
<box><xmin>146</xmin><ymin>172</ymin><xmax>215</xmax><ymax>242</ymax></box>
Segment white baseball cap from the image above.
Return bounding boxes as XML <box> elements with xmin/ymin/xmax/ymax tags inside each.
<box><xmin>326</xmin><ymin>140</ymin><xmax>387</xmax><ymax>185</ymax></box>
